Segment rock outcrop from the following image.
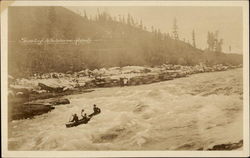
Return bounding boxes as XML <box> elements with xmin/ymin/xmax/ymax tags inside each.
<box><xmin>208</xmin><ymin>140</ymin><xmax>243</xmax><ymax>150</ymax></box>
<box><xmin>10</xmin><ymin>98</ymin><xmax>71</xmax><ymax>120</ymax></box>
<box><xmin>11</xmin><ymin>103</ymin><xmax>55</xmax><ymax>120</ymax></box>
<box><xmin>38</xmin><ymin>83</ymin><xmax>64</xmax><ymax>93</ymax></box>
<box><xmin>49</xmin><ymin>98</ymin><xmax>70</xmax><ymax>105</ymax></box>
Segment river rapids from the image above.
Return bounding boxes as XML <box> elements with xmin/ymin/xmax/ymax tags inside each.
<box><xmin>8</xmin><ymin>68</ymin><xmax>243</xmax><ymax>150</ymax></box>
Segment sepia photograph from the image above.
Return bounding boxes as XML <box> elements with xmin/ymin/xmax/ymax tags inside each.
<box><xmin>1</xmin><ymin>0</ymin><xmax>249</xmax><ymax>157</ymax></box>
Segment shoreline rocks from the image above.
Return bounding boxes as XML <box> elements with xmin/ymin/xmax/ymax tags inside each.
<box><xmin>8</xmin><ymin>64</ymin><xmax>242</xmax><ymax>120</ymax></box>
<box><xmin>49</xmin><ymin>98</ymin><xmax>70</xmax><ymax>105</ymax></box>
<box><xmin>9</xmin><ymin>64</ymin><xmax>242</xmax><ymax>98</ymax></box>
<box><xmin>208</xmin><ymin>140</ymin><xmax>243</xmax><ymax>150</ymax></box>
<box><xmin>9</xmin><ymin>98</ymin><xmax>71</xmax><ymax>120</ymax></box>
<box><xmin>10</xmin><ymin>103</ymin><xmax>55</xmax><ymax>120</ymax></box>
<box><xmin>38</xmin><ymin>83</ymin><xmax>64</xmax><ymax>93</ymax></box>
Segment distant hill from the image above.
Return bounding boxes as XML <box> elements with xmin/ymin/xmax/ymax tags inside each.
<box><xmin>8</xmin><ymin>6</ymin><xmax>242</xmax><ymax>77</ymax></box>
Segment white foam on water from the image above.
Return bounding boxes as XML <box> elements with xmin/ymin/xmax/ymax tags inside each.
<box><xmin>8</xmin><ymin>69</ymin><xmax>243</xmax><ymax>150</ymax></box>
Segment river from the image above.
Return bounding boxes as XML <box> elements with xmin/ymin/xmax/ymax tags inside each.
<box><xmin>8</xmin><ymin>68</ymin><xmax>243</xmax><ymax>150</ymax></box>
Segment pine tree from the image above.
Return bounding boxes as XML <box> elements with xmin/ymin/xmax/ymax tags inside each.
<box><xmin>127</xmin><ymin>13</ymin><xmax>131</xmax><ymax>25</ymax></box>
<box><xmin>216</xmin><ymin>39</ymin><xmax>223</xmax><ymax>52</ymax></box>
<box><xmin>192</xmin><ymin>29</ymin><xmax>196</xmax><ymax>48</ymax></box>
<box><xmin>118</xmin><ymin>14</ymin><xmax>122</xmax><ymax>22</ymax></box>
<box><xmin>207</xmin><ymin>31</ymin><xmax>214</xmax><ymax>51</ymax></box>
<box><xmin>113</xmin><ymin>16</ymin><xmax>117</xmax><ymax>22</ymax></box>
<box><xmin>83</xmin><ymin>10</ymin><xmax>88</xmax><ymax>20</ymax></box>
<box><xmin>122</xmin><ymin>15</ymin><xmax>125</xmax><ymax>24</ymax></box>
<box><xmin>151</xmin><ymin>26</ymin><xmax>154</xmax><ymax>33</ymax></box>
<box><xmin>139</xmin><ymin>19</ymin><xmax>143</xmax><ymax>29</ymax></box>
<box><xmin>97</xmin><ymin>8</ymin><xmax>100</xmax><ymax>20</ymax></box>
<box><xmin>172</xmin><ymin>18</ymin><xmax>179</xmax><ymax>40</ymax></box>
<box><xmin>157</xmin><ymin>29</ymin><xmax>162</xmax><ymax>40</ymax></box>
<box><xmin>130</xmin><ymin>15</ymin><xmax>135</xmax><ymax>26</ymax></box>
<box><xmin>207</xmin><ymin>31</ymin><xmax>223</xmax><ymax>52</ymax></box>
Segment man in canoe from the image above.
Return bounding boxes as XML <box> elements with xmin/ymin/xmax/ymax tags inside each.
<box><xmin>81</xmin><ymin>109</ymin><xmax>85</xmax><ymax>114</ymax></box>
<box><xmin>93</xmin><ymin>104</ymin><xmax>101</xmax><ymax>114</ymax></box>
<box><xmin>81</xmin><ymin>113</ymin><xmax>89</xmax><ymax>121</ymax></box>
<box><xmin>70</xmin><ymin>113</ymin><xmax>79</xmax><ymax>122</ymax></box>
<box><xmin>66</xmin><ymin>112</ymin><xmax>88</xmax><ymax>128</ymax></box>
<box><xmin>81</xmin><ymin>109</ymin><xmax>89</xmax><ymax>120</ymax></box>
<box><xmin>89</xmin><ymin>104</ymin><xmax>101</xmax><ymax>117</ymax></box>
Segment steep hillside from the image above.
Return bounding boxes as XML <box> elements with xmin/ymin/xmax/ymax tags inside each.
<box><xmin>8</xmin><ymin>6</ymin><xmax>242</xmax><ymax>77</ymax></box>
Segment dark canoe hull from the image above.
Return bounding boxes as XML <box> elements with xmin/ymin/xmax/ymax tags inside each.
<box><xmin>65</xmin><ymin>111</ymin><xmax>101</xmax><ymax>128</ymax></box>
<box><xmin>65</xmin><ymin>118</ymin><xmax>90</xmax><ymax>128</ymax></box>
<box><xmin>88</xmin><ymin>111</ymin><xmax>101</xmax><ymax>118</ymax></box>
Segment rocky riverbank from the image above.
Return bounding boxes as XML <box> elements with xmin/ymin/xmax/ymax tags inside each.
<box><xmin>9</xmin><ymin>64</ymin><xmax>241</xmax><ymax>97</ymax></box>
<box><xmin>8</xmin><ymin>64</ymin><xmax>241</xmax><ymax>120</ymax></box>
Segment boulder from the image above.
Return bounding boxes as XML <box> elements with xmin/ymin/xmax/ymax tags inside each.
<box><xmin>208</xmin><ymin>140</ymin><xmax>243</xmax><ymax>150</ymax></box>
<box><xmin>16</xmin><ymin>92</ymin><xmax>24</xmax><ymax>96</ymax></box>
<box><xmin>10</xmin><ymin>85</ymin><xmax>31</xmax><ymax>96</ymax></box>
<box><xmin>38</xmin><ymin>82</ymin><xmax>64</xmax><ymax>93</ymax></box>
<box><xmin>84</xmin><ymin>81</ymin><xmax>97</xmax><ymax>88</ymax></box>
<box><xmin>49</xmin><ymin>98</ymin><xmax>70</xmax><ymax>105</ymax></box>
<box><xmin>8</xmin><ymin>75</ymin><xmax>15</xmax><ymax>84</ymax></box>
<box><xmin>24</xmin><ymin>98</ymin><xmax>70</xmax><ymax>106</ymax></box>
<box><xmin>159</xmin><ymin>72</ymin><xmax>173</xmax><ymax>80</ymax></box>
<box><xmin>11</xmin><ymin>103</ymin><xmax>55</xmax><ymax>120</ymax></box>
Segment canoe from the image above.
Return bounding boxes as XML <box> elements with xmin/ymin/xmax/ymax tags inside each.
<box><xmin>88</xmin><ymin>110</ymin><xmax>101</xmax><ymax>118</ymax></box>
<box><xmin>65</xmin><ymin>118</ymin><xmax>90</xmax><ymax>128</ymax></box>
<box><xmin>65</xmin><ymin>110</ymin><xmax>101</xmax><ymax>128</ymax></box>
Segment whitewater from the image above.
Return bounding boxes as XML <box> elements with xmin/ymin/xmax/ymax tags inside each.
<box><xmin>8</xmin><ymin>68</ymin><xmax>243</xmax><ymax>150</ymax></box>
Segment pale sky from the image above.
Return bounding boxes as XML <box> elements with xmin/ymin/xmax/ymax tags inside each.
<box><xmin>66</xmin><ymin>6</ymin><xmax>243</xmax><ymax>54</ymax></box>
